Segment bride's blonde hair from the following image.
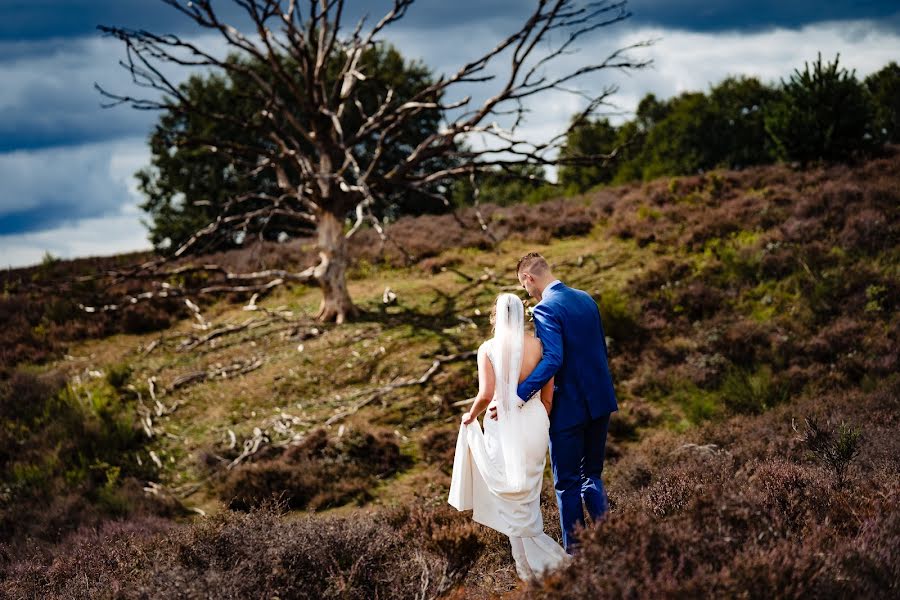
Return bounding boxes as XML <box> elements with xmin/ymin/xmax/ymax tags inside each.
<box><xmin>490</xmin><ymin>293</ymin><xmax>523</xmax><ymax>332</ymax></box>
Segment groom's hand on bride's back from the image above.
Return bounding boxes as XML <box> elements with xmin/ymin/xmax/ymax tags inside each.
<box><xmin>488</xmin><ymin>405</ymin><xmax>498</xmax><ymax>420</ymax></box>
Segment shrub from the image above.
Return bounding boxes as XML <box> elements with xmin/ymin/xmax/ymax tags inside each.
<box><xmin>719</xmin><ymin>365</ymin><xmax>788</xmax><ymax>415</ymax></box>
<box><xmin>765</xmin><ymin>53</ymin><xmax>877</xmax><ymax>162</ymax></box>
<box><xmin>522</xmin><ymin>385</ymin><xmax>898</xmax><ymax>599</ymax></box>
<box><xmin>0</xmin><ymin>370</ymin><xmax>164</xmax><ymax>547</ymax></box>
<box><xmin>2</xmin><ymin>503</ymin><xmax>472</xmax><ymax>600</ymax></box>
<box><xmin>596</xmin><ymin>288</ymin><xmax>641</xmax><ymax>346</ymax></box>
<box><xmin>220</xmin><ymin>427</ymin><xmax>409</xmax><ymax>511</ymax></box>
<box><xmin>120</xmin><ymin>302</ymin><xmax>174</xmax><ymax>334</ymax></box>
<box><xmin>389</xmin><ymin>503</ymin><xmax>485</xmax><ymax>578</ymax></box>
<box><xmin>800</xmin><ymin>417</ymin><xmax>862</xmax><ymax>489</ymax></box>
<box><xmin>420</xmin><ymin>427</ymin><xmax>458</xmax><ymax>474</ymax></box>
<box><xmin>105</xmin><ymin>363</ymin><xmax>133</xmax><ymax>391</ymax></box>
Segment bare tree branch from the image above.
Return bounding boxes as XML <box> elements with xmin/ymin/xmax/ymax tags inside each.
<box><xmin>96</xmin><ymin>0</ymin><xmax>650</xmax><ymax>322</ymax></box>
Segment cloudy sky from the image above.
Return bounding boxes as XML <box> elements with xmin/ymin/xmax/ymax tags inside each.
<box><xmin>1</xmin><ymin>0</ymin><xmax>898</xmax><ymax>268</ymax></box>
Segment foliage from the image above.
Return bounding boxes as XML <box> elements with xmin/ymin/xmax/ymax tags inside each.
<box><xmin>865</xmin><ymin>61</ymin><xmax>900</xmax><ymax>144</ymax></box>
<box><xmin>220</xmin><ymin>427</ymin><xmax>409</xmax><ymax>511</ymax></box>
<box><xmin>139</xmin><ymin>46</ymin><xmax>448</xmax><ymax>254</ymax></box>
<box><xmin>2</xmin><ymin>503</ymin><xmax>479</xmax><ymax>599</ymax></box>
<box><xmin>562</xmin><ymin>76</ymin><xmax>777</xmax><ymax>184</ymax></box>
<box><xmin>765</xmin><ymin>53</ymin><xmax>876</xmax><ymax>163</ymax></box>
<box><xmin>558</xmin><ymin>118</ymin><xmax>619</xmax><ymax>191</ymax></box>
<box><xmin>560</xmin><ymin>57</ymin><xmax>895</xmax><ymax>185</ymax></box>
<box><xmin>801</xmin><ymin>417</ymin><xmax>862</xmax><ymax>489</ymax></box>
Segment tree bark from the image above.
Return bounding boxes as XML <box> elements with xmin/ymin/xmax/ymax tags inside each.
<box><xmin>313</xmin><ymin>210</ymin><xmax>357</xmax><ymax>323</ymax></box>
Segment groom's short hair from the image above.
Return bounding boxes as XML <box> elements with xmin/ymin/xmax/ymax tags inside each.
<box><xmin>516</xmin><ymin>252</ymin><xmax>549</xmax><ymax>276</ymax></box>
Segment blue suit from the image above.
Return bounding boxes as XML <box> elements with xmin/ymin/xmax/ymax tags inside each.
<box><xmin>516</xmin><ymin>281</ymin><xmax>618</xmax><ymax>552</ymax></box>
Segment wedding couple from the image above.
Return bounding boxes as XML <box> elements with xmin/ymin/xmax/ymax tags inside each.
<box><xmin>448</xmin><ymin>252</ymin><xmax>618</xmax><ymax>580</ymax></box>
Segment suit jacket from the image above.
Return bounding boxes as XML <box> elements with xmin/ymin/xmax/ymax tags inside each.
<box><xmin>516</xmin><ymin>282</ymin><xmax>618</xmax><ymax>432</ymax></box>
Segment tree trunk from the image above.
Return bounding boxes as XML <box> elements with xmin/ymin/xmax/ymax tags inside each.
<box><xmin>313</xmin><ymin>210</ymin><xmax>357</xmax><ymax>323</ymax></box>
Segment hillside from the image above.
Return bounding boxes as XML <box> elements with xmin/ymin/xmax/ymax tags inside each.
<box><xmin>1</xmin><ymin>151</ymin><xmax>898</xmax><ymax>598</ymax></box>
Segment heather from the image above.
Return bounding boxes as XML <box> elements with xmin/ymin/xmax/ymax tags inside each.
<box><xmin>526</xmin><ymin>381</ymin><xmax>899</xmax><ymax>598</ymax></box>
<box><xmin>0</xmin><ymin>151</ymin><xmax>897</xmax><ymax>597</ymax></box>
<box><xmin>3</xmin><ymin>503</ymin><xmax>481</xmax><ymax>599</ymax></box>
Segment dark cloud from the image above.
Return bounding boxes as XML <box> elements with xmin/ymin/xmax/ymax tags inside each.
<box><xmin>6</xmin><ymin>1</ymin><xmax>894</xmax><ymax>44</ymax></box>
<box><xmin>0</xmin><ymin>0</ymin><xmax>242</xmax><ymax>42</ymax></box>
<box><xmin>0</xmin><ymin>34</ymin><xmax>222</xmax><ymax>152</ymax></box>
<box><xmin>0</xmin><ymin>0</ymin><xmax>525</xmax><ymax>42</ymax></box>
<box><xmin>627</xmin><ymin>0</ymin><xmax>900</xmax><ymax>32</ymax></box>
<box><xmin>0</xmin><ymin>204</ymin><xmax>78</xmax><ymax>235</ymax></box>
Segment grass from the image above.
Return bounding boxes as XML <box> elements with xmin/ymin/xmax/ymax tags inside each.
<box><xmin>46</xmin><ymin>225</ymin><xmax>655</xmax><ymax>516</ymax></box>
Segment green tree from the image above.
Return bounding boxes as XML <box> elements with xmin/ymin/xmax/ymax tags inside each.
<box><xmin>707</xmin><ymin>76</ymin><xmax>778</xmax><ymax>168</ymax></box>
<box><xmin>643</xmin><ymin>92</ymin><xmax>713</xmax><ymax>178</ymax></box>
<box><xmin>139</xmin><ymin>46</ymin><xmax>445</xmax><ymax>254</ymax></box>
<box><xmin>865</xmin><ymin>61</ymin><xmax>900</xmax><ymax>144</ymax></box>
<box><xmin>621</xmin><ymin>78</ymin><xmax>777</xmax><ymax>181</ymax></box>
<box><xmin>765</xmin><ymin>53</ymin><xmax>876</xmax><ymax>163</ymax></box>
<box><xmin>608</xmin><ymin>95</ymin><xmax>668</xmax><ymax>183</ymax></box>
<box><xmin>559</xmin><ymin>118</ymin><xmax>619</xmax><ymax>191</ymax></box>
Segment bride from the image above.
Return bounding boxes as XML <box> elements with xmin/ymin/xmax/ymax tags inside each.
<box><xmin>448</xmin><ymin>293</ymin><xmax>569</xmax><ymax>580</ymax></box>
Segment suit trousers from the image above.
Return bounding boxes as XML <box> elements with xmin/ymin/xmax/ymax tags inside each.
<box><xmin>548</xmin><ymin>414</ymin><xmax>611</xmax><ymax>552</ymax></box>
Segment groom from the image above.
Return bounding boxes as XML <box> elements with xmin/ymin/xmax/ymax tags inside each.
<box><xmin>514</xmin><ymin>252</ymin><xmax>618</xmax><ymax>553</ymax></box>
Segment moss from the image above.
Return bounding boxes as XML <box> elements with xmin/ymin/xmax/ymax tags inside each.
<box><xmin>637</xmin><ymin>204</ymin><xmax>663</xmax><ymax>220</ymax></box>
<box><xmin>679</xmin><ymin>386</ymin><xmax>722</xmax><ymax>424</ymax></box>
<box><xmin>719</xmin><ymin>364</ymin><xmax>789</xmax><ymax>415</ymax></box>
<box><xmin>740</xmin><ymin>278</ymin><xmax>802</xmax><ymax>323</ymax></box>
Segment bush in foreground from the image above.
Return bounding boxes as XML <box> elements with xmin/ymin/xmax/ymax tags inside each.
<box><xmin>2</xmin><ymin>502</ymin><xmax>481</xmax><ymax>600</ymax></box>
<box><xmin>220</xmin><ymin>426</ymin><xmax>409</xmax><ymax>511</ymax></box>
<box><xmin>522</xmin><ymin>381</ymin><xmax>899</xmax><ymax>599</ymax></box>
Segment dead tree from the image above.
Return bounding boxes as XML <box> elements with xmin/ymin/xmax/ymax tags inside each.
<box><xmin>97</xmin><ymin>0</ymin><xmax>650</xmax><ymax>323</ymax></box>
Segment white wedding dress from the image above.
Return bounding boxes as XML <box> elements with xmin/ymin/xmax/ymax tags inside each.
<box><xmin>448</xmin><ymin>338</ymin><xmax>569</xmax><ymax>580</ymax></box>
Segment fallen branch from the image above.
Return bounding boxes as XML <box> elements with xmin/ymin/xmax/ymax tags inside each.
<box><xmin>134</xmin><ymin>385</ymin><xmax>186</xmax><ymax>439</ymax></box>
<box><xmin>165</xmin><ymin>356</ymin><xmax>265</xmax><ymax>394</ymax></box>
<box><xmin>451</xmin><ymin>396</ymin><xmax>478</xmax><ymax>408</ymax></box>
<box><xmin>325</xmin><ymin>350</ymin><xmax>476</xmax><ymax>425</ymax></box>
<box><xmin>169</xmin><ymin>370</ymin><xmax>207</xmax><ymax>390</ymax></box>
<box><xmin>177</xmin><ymin>317</ymin><xmax>262</xmax><ymax>351</ymax></box>
<box><xmin>141</xmin><ymin>338</ymin><xmax>161</xmax><ymax>356</ymax></box>
<box><xmin>227</xmin><ymin>426</ymin><xmax>270</xmax><ymax>470</ymax></box>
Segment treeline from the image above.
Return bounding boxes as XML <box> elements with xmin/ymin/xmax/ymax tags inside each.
<box><xmin>137</xmin><ymin>51</ymin><xmax>897</xmax><ymax>246</ymax></box>
<box><xmin>473</xmin><ymin>54</ymin><xmax>899</xmax><ymax>201</ymax></box>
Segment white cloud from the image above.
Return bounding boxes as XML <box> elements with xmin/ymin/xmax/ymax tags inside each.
<box><xmin>609</xmin><ymin>19</ymin><xmax>900</xmax><ymax>115</ymax></box>
<box><xmin>0</xmin><ymin>137</ymin><xmax>151</xmax><ymax>267</ymax></box>
<box><xmin>0</xmin><ymin>211</ymin><xmax>151</xmax><ymax>269</ymax></box>
<box><xmin>0</xmin><ymin>136</ymin><xmax>148</xmax><ymax>218</ymax></box>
